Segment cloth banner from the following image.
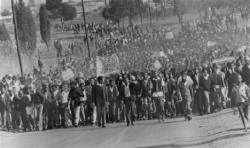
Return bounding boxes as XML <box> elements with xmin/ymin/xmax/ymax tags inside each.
<box><xmin>212</xmin><ymin>57</ymin><xmax>235</xmax><ymax>64</ymax></box>
<box><xmin>207</xmin><ymin>41</ymin><xmax>217</xmax><ymax>47</ymax></box>
<box><xmin>237</xmin><ymin>45</ymin><xmax>247</xmax><ymax>52</ymax></box>
<box><xmin>152</xmin><ymin>51</ymin><xmax>168</xmax><ymax>58</ymax></box>
<box><xmin>62</xmin><ymin>68</ymin><xmax>74</xmax><ymax>81</ymax></box>
<box><xmin>151</xmin><ymin>60</ymin><xmax>162</xmax><ymax>70</ymax></box>
<box><xmin>165</xmin><ymin>32</ymin><xmax>174</xmax><ymax>39</ymax></box>
<box><xmin>96</xmin><ymin>54</ymin><xmax>120</xmax><ymax>76</ymax></box>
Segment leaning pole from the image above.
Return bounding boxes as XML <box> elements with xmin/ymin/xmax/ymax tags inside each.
<box><xmin>11</xmin><ymin>0</ymin><xmax>24</xmax><ymax>78</ymax></box>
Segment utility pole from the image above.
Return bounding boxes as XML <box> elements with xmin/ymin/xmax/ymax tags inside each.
<box><xmin>11</xmin><ymin>0</ymin><xmax>24</xmax><ymax>77</ymax></box>
<box><xmin>137</xmin><ymin>0</ymin><xmax>143</xmax><ymax>26</ymax></box>
<box><xmin>148</xmin><ymin>0</ymin><xmax>152</xmax><ymax>26</ymax></box>
<box><xmin>81</xmin><ymin>0</ymin><xmax>91</xmax><ymax>58</ymax></box>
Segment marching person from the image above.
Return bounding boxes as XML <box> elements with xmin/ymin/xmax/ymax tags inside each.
<box><xmin>107</xmin><ymin>79</ymin><xmax>119</xmax><ymax>123</ymax></box>
<box><xmin>58</xmin><ymin>82</ymin><xmax>70</xmax><ymax>128</ymax></box>
<box><xmin>178</xmin><ymin>71</ymin><xmax>194</xmax><ymax>121</ymax></box>
<box><xmin>232</xmin><ymin>74</ymin><xmax>250</xmax><ymax>132</ymax></box>
<box><xmin>92</xmin><ymin>76</ymin><xmax>108</xmax><ymax>128</ymax></box>
<box><xmin>22</xmin><ymin>86</ymin><xmax>35</xmax><ymax>132</ymax></box>
<box><xmin>79</xmin><ymin>80</ymin><xmax>87</xmax><ymax>126</ymax></box>
<box><xmin>69</xmin><ymin>81</ymin><xmax>84</xmax><ymax>127</ymax></box>
<box><xmin>199</xmin><ymin>68</ymin><xmax>211</xmax><ymax>115</ymax></box>
<box><xmin>141</xmin><ymin>73</ymin><xmax>152</xmax><ymax>120</ymax></box>
<box><xmin>31</xmin><ymin>85</ymin><xmax>45</xmax><ymax>131</ymax></box>
<box><xmin>210</xmin><ymin>64</ymin><xmax>226</xmax><ymax>112</ymax></box>
<box><xmin>151</xmin><ymin>71</ymin><xmax>165</xmax><ymax>122</ymax></box>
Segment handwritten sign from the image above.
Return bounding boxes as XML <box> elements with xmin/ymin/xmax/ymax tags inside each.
<box><xmin>96</xmin><ymin>54</ymin><xmax>120</xmax><ymax>76</ymax></box>
<box><xmin>62</xmin><ymin>68</ymin><xmax>74</xmax><ymax>81</ymax></box>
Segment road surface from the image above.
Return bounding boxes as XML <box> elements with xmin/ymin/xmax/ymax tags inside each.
<box><xmin>1</xmin><ymin>109</ymin><xmax>250</xmax><ymax>148</ymax></box>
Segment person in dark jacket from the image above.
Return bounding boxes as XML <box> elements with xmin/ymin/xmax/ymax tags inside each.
<box><xmin>92</xmin><ymin>76</ymin><xmax>108</xmax><ymax>128</ymax></box>
<box><xmin>69</xmin><ymin>81</ymin><xmax>84</xmax><ymax>127</ymax></box>
<box><xmin>11</xmin><ymin>87</ymin><xmax>22</xmax><ymax>130</ymax></box>
<box><xmin>21</xmin><ymin>86</ymin><xmax>35</xmax><ymax>132</ymax></box>
<box><xmin>199</xmin><ymin>69</ymin><xmax>211</xmax><ymax>115</ymax></box>
<box><xmin>107</xmin><ymin>79</ymin><xmax>119</xmax><ymax>123</ymax></box>
<box><xmin>31</xmin><ymin>85</ymin><xmax>45</xmax><ymax>131</ymax></box>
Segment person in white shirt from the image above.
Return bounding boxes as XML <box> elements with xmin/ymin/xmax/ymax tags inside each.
<box><xmin>59</xmin><ymin>83</ymin><xmax>69</xmax><ymax>128</ymax></box>
<box><xmin>232</xmin><ymin>74</ymin><xmax>250</xmax><ymax>132</ymax></box>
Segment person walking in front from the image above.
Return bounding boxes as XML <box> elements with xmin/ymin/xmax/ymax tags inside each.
<box><xmin>69</xmin><ymin>81</ymin><xmax>84</xmax><ymax>127</ymax></box>
<box><xmin>92</xmin><ymin>76</ymin><xmax>108</xmax><ymax>128</ymax></box>
<box><xmin>31</xmin><ymin>85</ymin><xmax>45</xmax><ymax>131</ymax></box>
<box><xmin>178</xmin><ymin>71</ymin><xmax>194</xmax><ymax>121</ymax></box>
<box><xmin>232</xmin><ymin>74</ymin><xmax>250</xmax><ymax>132</ymax></box>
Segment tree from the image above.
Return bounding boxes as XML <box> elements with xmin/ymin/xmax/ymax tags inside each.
<box><xmin>15</xmin><ymin>0</ymin><xmax>37</xmax><ymax>55</ymax></box>
<box><xmin>46</xmin><ymin>0</ymin><xmax>76</xmax><ymax>21</ymax></box>
<box><xmin>0</xmin><ymin>23</ymin><xmax>10</xmax><ymax>41</ymax></box>
<box><xmin>1</xmin><ymin>9</ymin><xmax>11</xmax><ymax>16</ymax></box>
<box><xmin>39</xmin><ymin>4</ymin><xmax>51</xmax><ymax>48</ymax></box>
<box><xmin>173</xmin><ymin>0</ymin><xmax>186</xmax><ymax>25</ymax></box>
<box><xmin>46</xmin><ymin>0</ymin><xmax>62</xmax><ymax>11</ymax></box>
<box><xmin>60</xmin><ymin>3</ymin><xmax>76</xmax><ymax>21</ymax></box>
<box><xmin>102</xmin><ymin>0</ymin><xmax>145</xmax><ymax>26</ymax></box>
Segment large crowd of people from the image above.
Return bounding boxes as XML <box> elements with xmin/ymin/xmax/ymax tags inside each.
<box><xmin>1</xmin><ymin>55</ymin><xmax>250</xmax><ymax>132</ymax></box>
<box><xmin>1</xmin><ymin>10</ymin><xmax>250</xmax><ymax>132</ymax></box>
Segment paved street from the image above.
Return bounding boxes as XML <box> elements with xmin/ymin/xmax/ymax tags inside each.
<box><xmin>1</xmin><ymin>109</ymin><xmax>250</xmax><ymax>148</ymax></box>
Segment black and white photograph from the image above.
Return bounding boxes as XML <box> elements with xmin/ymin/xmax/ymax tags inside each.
<box><xmin>1</xmin><ymin>0</ymin><xmax>250</xmax><ymax>147</ymax></box>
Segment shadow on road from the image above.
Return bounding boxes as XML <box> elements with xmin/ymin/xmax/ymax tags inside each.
<box><xmin>226</xmin><ymin>127</ymin><xmax>250</xmax><ymax>132</ymax></box>
<box><xmin>136</xmin><ymin>132</ymin><xmax>250</xmax><ymax>148</ymax></box>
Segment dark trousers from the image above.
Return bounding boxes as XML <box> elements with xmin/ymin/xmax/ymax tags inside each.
<box><xmin>20</xmin><ymin>109</ymin><xmax>30</xmax><ymax>131</ymax></box>
<box><xmin>0</xmin><ymin>108</ymin><xmax>5</xmax><ymax>127</ymax></box>
<box><xmin>165</xmin><ymin>99</ymin><xmax>176</xmax><ymax>116</ymax></box>
<box><xmin>97</xmin><ymin>104</ymin><xmax>106</xmax><ymax>126</ymax></box>
<box><xmin>125</xmin><ymin>97</ymin><xmax>136</xmax><ymax>125</ymax></box>
<box><xmin>48</xmin><ymin>103</ymin><xmax>59</xmax><ymax>129</ymax></box>
<box><xmin>12</xmin><ymin>109</ymin><xmax>21</xmax><ymax>129</ymax></box>
<box><xmin>59</xmin><ymin>103</ymin><xmax>69</xmax><ymax>127</ymax></box>
<box><xmin>108</xmin><ymin>101</ymin><xmax>116</xmax><ymax>122</ymax></box>
<box><xmin>183</xmin><ymin>99</ymin><xmax>192</xmax><ymax>117</ymax></box>
<box><xmin>135</xmin><ymin>96</ymin><xmax>142</xmax><ymax>119</ymax></box>
<box><xmin>117</xmin><ymin>100</ymin><xmax>125</xmax><ymax>122</ymax></box>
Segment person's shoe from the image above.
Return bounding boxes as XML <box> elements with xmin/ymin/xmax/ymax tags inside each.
<box><xmin>131</xmin><ymin>122</ymin><xmax>134</xmax><ymax>126</ymax></box>
<box><xmin>127</xmin><ymin>122</ymin><xmax>130</xmax><ymax>127</ymax></box>
<box><xmin>102</xmin><ymin>125</ymin><xmax>106</xmax><ymax>128</ymax></box>
<box><xmin>187</xmin><ymin>116</ymin><xmax>192</xmax><ymax>121</ymax></box>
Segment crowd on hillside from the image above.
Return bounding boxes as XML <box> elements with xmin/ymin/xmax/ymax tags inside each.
<box><xmin>1</xmin><ymin>9</ymin><xmax>250</xmax><ymax>132</ymax></box>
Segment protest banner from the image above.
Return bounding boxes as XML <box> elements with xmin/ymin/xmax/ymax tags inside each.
<box><xmin>165</xmin><ymin>32</ymin><xmax>174</xmax><ymax>39</ymax></box>
<box><xmin>96</xmin><ymin>54</ymin><xmax>120</xmax><ymax>76</ymax></box>
<box><xmin>207</xmin><ymin>41</ymin><xmax>217</xmax><ymax>47</ymax></box>
<box><xmin>62</xmin><ymin>68</ymin><xmax>75</xmax><ymax>81</ymax></box>
<box><xmin>212</xmin><ymin>56</ymin><xmax>235</xmax><ymax>64</ymax></box>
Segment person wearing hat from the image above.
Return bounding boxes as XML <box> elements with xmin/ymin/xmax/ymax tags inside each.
<box><xmin>92</xmin><ymin>76</ymin><xmax>108</xmax><ymax>127</ymax></box>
